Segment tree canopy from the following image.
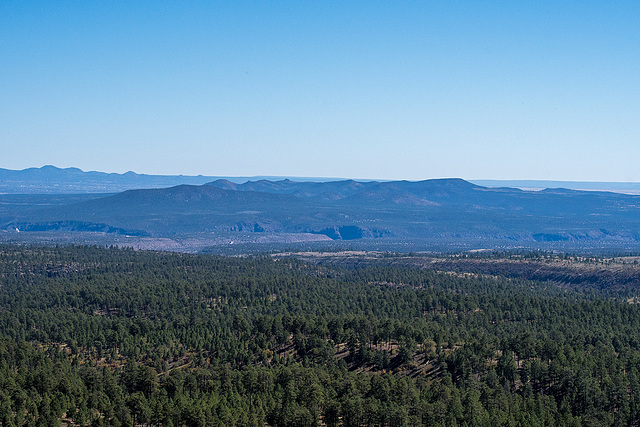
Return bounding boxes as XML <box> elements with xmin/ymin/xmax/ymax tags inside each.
<box><xmin>1</xmin><ymin>244</ymin><xmax>640</xmax><ymax>425</ymax></box>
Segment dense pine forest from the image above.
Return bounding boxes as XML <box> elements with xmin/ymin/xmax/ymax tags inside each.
<box><xmin>2</xmin><ymin>245</ymin><xmax>640</xmax><ymax>426</ymax></box>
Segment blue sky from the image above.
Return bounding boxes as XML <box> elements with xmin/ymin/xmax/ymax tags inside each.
<box><xmin>1</xmin><ymin>1</ymin><xmax>639</xmax><ymax>181</ymax></box>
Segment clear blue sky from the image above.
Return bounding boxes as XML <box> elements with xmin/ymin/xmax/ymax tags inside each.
<box><xmin>1</xmin><ymin>1</ymin><xmax>639</xmax><ymax>181</ymax></box>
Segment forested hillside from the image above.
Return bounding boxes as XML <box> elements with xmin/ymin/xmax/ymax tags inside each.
<box><xmin>2</xmin><ymin>245</ymin><xmax>640</xmax><ymax>425</ymax></box>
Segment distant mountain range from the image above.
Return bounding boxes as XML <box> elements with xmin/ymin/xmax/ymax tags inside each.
<box><xmin>0</xmin><ymin>165</ymin><xmax>227</xmax><ymax>193</ymax></box>
<box><xmin>0</xmin><ymin>165</ymin><xmax>344</xmax><ymax>194</ymax></box>
<box><xmin>2</xmin><ymin>165</ymin><xmax>640</xmax><ymax>194</ymax></box>
<box><xmin>1</xmin><ymin>166</ymin><xmax>640</xmax><ymax>253</ymax></box>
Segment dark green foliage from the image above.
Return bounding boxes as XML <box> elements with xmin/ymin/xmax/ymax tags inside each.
<box><xmin>1</xmin><ymin>244</ymin><xmax>640</xmax><ymax>425</ymax></box>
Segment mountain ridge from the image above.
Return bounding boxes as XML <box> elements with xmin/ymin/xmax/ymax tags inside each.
<box><xmin>2</xmin><ymin>167</ymin><xmax>640</xmax><ymax>253</ymax></box>
<box><xmin>2</xmin><ymin>177</ymin><xmax>640</xmax><ymax>253</ymax></box>
<box><xmin>0</xmin><ymin>166</ymin><xmax>349</xmax><ymax>194</ymax></box>
<box><xmin>2</xmin><ymin>165</ymin><xmax>640</xmax><ymax>195</ymax></box>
